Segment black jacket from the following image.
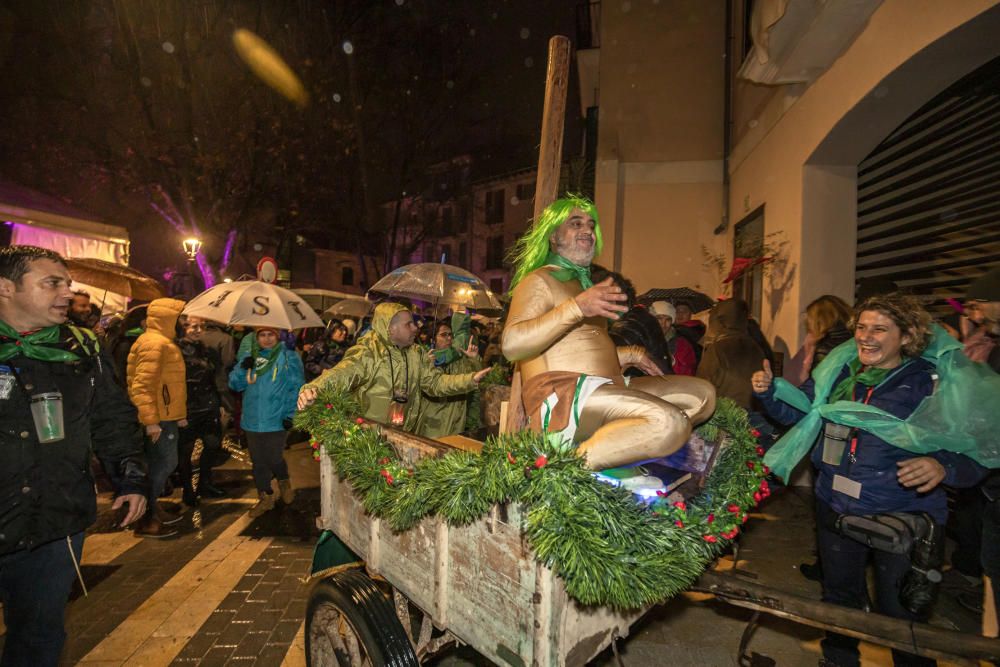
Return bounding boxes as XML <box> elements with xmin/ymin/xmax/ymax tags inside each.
<box><xmin>0</xmin><ymin>325</ymin><xmax>147</xmax><ymax>555</ymax></box>
<box><xmin>812</xmin><ymin>323</ymin><xmax>852</xmax><ymax>371</ymax></box>
<box><xmin>178</xmin><ymin>338</ymin><xmax>223</xmax><ymax>415</ymax></box>
<box><xmin>609</xmin><ymin>307</ymin><xmax>674</xmax><ymax>375</ymax></box>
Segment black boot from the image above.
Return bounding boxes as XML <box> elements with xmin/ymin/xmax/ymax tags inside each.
<box><xmin>182</xmin><ymin>484</ymin><xmax>199</xmax><ymax>507</ymax></box>
<box><xmin>198</xmin><ymin>470</ymin><xmax>226</xmax><ymax>498</ymax></box>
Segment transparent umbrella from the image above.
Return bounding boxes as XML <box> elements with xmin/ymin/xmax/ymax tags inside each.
<box><xmin>324</xmin><ymin>297</ymin><xmax>374</xmax><ymax>321</ymax></box>
<box><xmin>368</xmin><ymin>263</ymin><xmax>502</xmax><ymax>314</ymax></box>
<box><xmin>183</xmin><ymin>279</ymin><xmax>323</xmax><ymax>330</ymax></box>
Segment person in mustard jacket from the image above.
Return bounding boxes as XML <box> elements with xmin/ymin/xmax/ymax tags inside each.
<box><xmin>126</xmin><ymin>297</ymin><xmax>188</xmax><ymax>537</ymax></box>
<box><xmin>297</xmin><ymin>302</ymin><xmax>491</xmax><ymax>432</ymax></box>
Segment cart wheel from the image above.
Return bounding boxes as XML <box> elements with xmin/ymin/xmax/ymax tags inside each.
<box><xmin>306</xmin><ymin>569</ymin><xmax>419</xmax><ymax>667</ymax></box>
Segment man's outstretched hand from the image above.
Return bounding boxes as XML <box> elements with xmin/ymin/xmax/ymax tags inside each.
<box><xmin>298</xmin><ymin>385</ymin><xmax>319</xmax><ymax>410</ymax></box>
<box><xmin>575</xmin><ymin>277</ymin><xmax>629</xmax><ymax>319</ymax></box>
<box><xmin>472</xmin><ymin>366</ymin><xmax>493</xmax><ymax>384</ymax></box>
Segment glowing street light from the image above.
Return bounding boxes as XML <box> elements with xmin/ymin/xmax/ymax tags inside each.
<box><xmin>182</xmin><ymin>238</ymin><xmax>202</xmax><ymax>261</ymax></box>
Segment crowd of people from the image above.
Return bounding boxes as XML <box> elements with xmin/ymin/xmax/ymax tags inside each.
<box><xmin>2</xmin><ymin>191</ymin><xmax>999</xmax><ymax>666</ymax></box>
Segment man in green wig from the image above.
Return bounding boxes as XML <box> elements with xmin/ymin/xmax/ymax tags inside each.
<box><xmin>298</xmin><ymin>302</ymin><xmax>491</xmax><ymax>432</ymax></box>
<box><xmin>502</xmin><ymin>196</ymin><xmax>716</xmax><ymax>469</ymax></box>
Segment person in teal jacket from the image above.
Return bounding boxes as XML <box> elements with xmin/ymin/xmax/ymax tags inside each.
<box><xmin>229</xmin><ymin>326</ymin><xmax>304</xmax><ymax>517</ymax></box>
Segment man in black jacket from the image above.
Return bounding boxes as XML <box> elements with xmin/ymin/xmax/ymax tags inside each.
<box><xmin>0</xmin><ymin>246</ymin><xmax>148</xmax><ymax>667</ymax></box>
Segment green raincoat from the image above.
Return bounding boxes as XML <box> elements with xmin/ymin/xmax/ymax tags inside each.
<box><xmin>419</xmin><ymin>353</ymin><xmax>482</xmax><ymax>438</ymax></box>
<box><xmin>305</xmin><ymin>303</ymin><xmax>479</xmax><ymax>432</ymax></box>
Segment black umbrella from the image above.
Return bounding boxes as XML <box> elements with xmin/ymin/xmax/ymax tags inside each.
<box><xmin>637</xmin><ymin>288</ymin><xmax>714</xmax><ymax>314</ymax></box>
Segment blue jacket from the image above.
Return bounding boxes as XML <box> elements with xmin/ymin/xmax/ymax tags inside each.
<box><xmin>229</xmin><ymin>345</ymin><xmax>304</xmax><ymax>433</ymax></box>
<box><xmin>758</xmin><ymin>357</ymin><xmax>985</xmax><ymax>523</ymax></box>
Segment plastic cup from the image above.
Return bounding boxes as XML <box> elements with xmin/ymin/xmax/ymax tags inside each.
<box><xmin>30</xmin><ymin>392</ymin><xmax>65</xmax><ymax>443</ymax></box>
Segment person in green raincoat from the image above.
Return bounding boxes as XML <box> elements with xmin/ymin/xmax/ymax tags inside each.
<box><xmin>418</xmin><ymin>315</ymin><xmax>482</xmax><ymax>438</ymax></box>
<box><xmin>297</xmin><ymin>302</ymin><xmax>492</xmax><ymax>432</ymax></box>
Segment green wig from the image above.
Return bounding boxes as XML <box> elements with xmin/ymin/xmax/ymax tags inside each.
<box><xmin>507</xmin><ymin>195</ymin><xmax>602</xmax><ymax>292</ymax></box>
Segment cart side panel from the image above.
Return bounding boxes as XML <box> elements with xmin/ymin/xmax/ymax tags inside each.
<box><xmin>441</xmin><ymin>503</ymin><xmax>539</xmax><ymax>667</ymax></box>
<box><xmin>369</xmin><ymin>516</ymin><xmax>439</xmax><ymax>616</ymax></box>
<box><xmin>551</xmin><ymin>576</ymin><xmax>647</xmax><ymax>667</ymax></box>
<box><xmin>320</xmin><ymin>456</ymin><xmax>371</xmax><ymax>559</ymax></box>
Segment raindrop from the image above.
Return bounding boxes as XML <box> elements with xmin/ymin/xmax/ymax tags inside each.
<box><xmin>395</xmin><ymin>0</ymin><xmax>404</xmax><ymax>5</ymax></box>
<box><xmin>342</xmin><ymin>41</ymin><xmax>354</xmax><ymax>55</ymax></box>
<box><xmin>332</xmin><ymin>93</ymin><xmax>342</xmax><ymax>103</ymax></box>
<box><xmin>621</xmin><ymin>1</ymin><xmax>632</xmax><ymax>12</ymax></box>
<box><xmin>253</xmin><ymin>243</ymin><xmax>263</xmax><ymax>251</ymax></box>
<box><xmin>524</xmin><ymin>57</ymin><xmax>534</xmax><ymax>68</ymax></box>
<box><xmin>162</xmin><ymin>41</ymin><xmax>175</xmax><ymax>54</ymax></box>
<box><xmin>519</xmin><ymin>27</ymin><xmax>530</xmax><ymax>39</ymax></box>
<box><xmin>140</xmin><ymin>76</ymin><xmax>152</xmax><ymax>87</ymax></box>
<box><xmin>510</xmin><ymin>196</ymin><xmax>520</xmax><ymax>206</ymax></box>
<box><xmin>446</xmin><ymin>80</ymin><xmax>454</xmax><ymax>89</ymax></box>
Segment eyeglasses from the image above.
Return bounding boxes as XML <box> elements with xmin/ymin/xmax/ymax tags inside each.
<box><xmin>439</xmin><ymin>331</ymin><xmax>453</xmax><ymax>338</ymax></box>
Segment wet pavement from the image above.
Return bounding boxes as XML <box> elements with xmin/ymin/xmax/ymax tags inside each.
<box><xmin>0</xmin><ymin>441</ymin><xmax>988</xmax><ymax>666</ymax></box>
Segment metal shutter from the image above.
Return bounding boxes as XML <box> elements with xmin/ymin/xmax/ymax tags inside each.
<box><xmin>856</xmin><ymin>55</ymin><xmax>1000</xmax><ymax>313</ymax></box>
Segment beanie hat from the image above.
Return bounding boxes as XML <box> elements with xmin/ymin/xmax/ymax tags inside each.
<box><xmin>648</xmin><ymin>301</ymin><xmax>676</xmax><ymax>320</ymax></box>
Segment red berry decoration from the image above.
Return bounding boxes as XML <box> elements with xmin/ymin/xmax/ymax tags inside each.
<box><xmin>727</xmin><ymin>503</ymin><xmax>740</xmax><ymax>514</ymax></box>
<box><xmin>379</xmin><ymin>469</ymin><xmax>394</xmax><ymax>485</ymax></box>
<box><xmin>742</xmin><ymin>513</ymin><xmax>749</xmax><ymax>523</ymax></box>
<box><xmin>378</xmin><ymin>457</ymin><xmax>390</xmax><ymax>465</ymax></box>
<box><xmin>703</xmin><ymin>535</ymin><xmax>718</xmax><ymax>543</ymax></box>
<box><xmin>325</xmin><ymin>403</ymin><xmax>333</xmax><ymax>409</ymax></box>
<box><xmin>751</xmin><ymin>428</ymin><xmax>761</xmax><ymax>438</ymax></box>
<box><xmin>355</xmin><ymin>417</ymin><xmax>365</xmax><ymax>424</ymax></box>
<box><xmin>675</xmin><ymin>520</ymin><xmax>684</xmax><ymax>528</ymax></box>
<box><xmin>534</xmin><ymin>455</ymin><xmax>548</xmax><ymax>469</ymax></box>
<box><xmin>763</xmin><ymin>465</ymin><xmax>771</xmax><ymax>475</ymax></box>
<box><xmin>755</xmin><ymin>446</ymin><xmax>765</xmax><ymax>457</ymax></box>
<box><xmin>673</xmin><ymin>501</ymin><xmax>687</xmax><ymax>511</ymax></box>
<box><xmin>506</xmin><ymin>452</ymin><xmax>517</xmax><ymax>465</ymax></box>
<box><xmin>746</xmin><ymin>461</ymin><xmax>756</xmax><ymax>470</ymax></box>
<box><xmin>706</xmin><ymin>513</ymin><xmax>715</xmax><ymax>524</ymax></box>
<box><xmin>753</xmin><ymin>491</ymin><xmax>762</xmax><ymax>503</ymax></box>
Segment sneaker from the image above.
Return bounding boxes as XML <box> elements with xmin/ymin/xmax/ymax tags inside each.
<box><xmin>278</xmin><ymin>479</ymin><xmax>295</xmax><ymax>505</ymax></box>
<box><xmin>133</xmin><ymin>516</ymin><xmax>179</xmax><ymax>538</ymax></box>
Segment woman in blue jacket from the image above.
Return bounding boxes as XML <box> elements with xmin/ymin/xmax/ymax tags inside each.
<box><xmin>230</xmin><ymin>327</ymin><xmax>304</xmax><ymax>517</ymax></box>
<box><xmin>752</xmin><ymin>293</ymin><xmax>985</xmax><ymax>667</ymax></box>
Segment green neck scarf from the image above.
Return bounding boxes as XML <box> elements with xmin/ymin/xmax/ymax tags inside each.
<box><xmin>0</xmin><ymin>320</ymin><xmax>80</xmax><ymax>363</ymax></box>
<box><xmin>828</xmin><ymin>357</ymin><xmax>895</xmax><ymax>403</ymax></box>
<box><xmin>545</xmin><ymin>251</ymin><xmax>593</xmax><ymax>289</ymax></box>
<box><xmin>250</xmin><ymin>341</ymin><xmax>281</xmax><ymax>379</ymax></box>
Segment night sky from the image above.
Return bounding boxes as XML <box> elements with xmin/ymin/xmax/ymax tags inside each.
<box><xmin>0</xmin><ymin>1</ymin><xmax>583</xmax><ymax>281</ymax></box>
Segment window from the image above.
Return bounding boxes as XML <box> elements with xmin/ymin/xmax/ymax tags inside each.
<box><xmin>341</xmin><ymin>266</ymin><xmax>354</xmax><ymax>286</ymax></box>
<box><xmin>485</xmin><ymin>188</ymin><xmax>505</xmax><ymax>225</ymax></box>
<box><xmin>733</xmin><ymin>207</ymin><xmax>764</xmax><ymax>322</ymax></box>
<box><xmin>490</xmin><ymin>278</ymin><xmax>504</xmax><ymax>294</ymax></box>
<box><xmin>456</xmin><ymin>201</ymin><xmax>470</xmax><ymax>232</ymax></box>
<box><xmin>440</xmin><ymin>207</ymin><xmax>453</xmax><ymax>235</ymax></box>
<box><xmin>458</xmin><ymin>241</ymin><xmax>468</xmax><ymax>267</ymax></box>
<box><xmin>516</xmin><ymin>182</ymin><xmax>535</xmax><ymax>202</ymax></box>
<box><xmin>486</xmin><ymin>235</ymin><xmax>505</xmax><ymax>270</ymax></box>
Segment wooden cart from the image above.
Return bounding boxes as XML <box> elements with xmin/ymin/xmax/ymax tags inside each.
<box><xmin>306</xmin><ymin>426</ymin><xmax>650</xmax><ymax>667</ymax></box>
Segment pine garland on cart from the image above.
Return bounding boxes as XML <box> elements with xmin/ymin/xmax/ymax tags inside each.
<box><xmin>296</xmin><ymin>390</ymin><xmax>770</xmax><ymax>610</ymax></box>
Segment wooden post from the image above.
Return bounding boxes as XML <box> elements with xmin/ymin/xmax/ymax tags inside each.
<box><xmin>533</xmin><ymin>35</ymin><xmax>572</xmax><ymax>219</ymax></box>
<box><xmin>505</xmin><ymin>35</ymin><xmax>572</xmax><ymax>436</ymax></box>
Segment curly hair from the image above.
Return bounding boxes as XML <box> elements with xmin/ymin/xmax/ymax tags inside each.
<box><xmin>507</xmin><ymin>195</ymin><xmax>602</xmax><ymax>292</ymax></box>
<box><xmin>851</xmin><ymin>292</ymin><xmax>932</xmax><ymax>358</ymax></box>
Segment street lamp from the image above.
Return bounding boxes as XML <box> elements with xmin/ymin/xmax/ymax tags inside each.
<box><xmin>182</xmin><ymin>237</ymin><xmax>202</xmax><ymax>261</ymax></box>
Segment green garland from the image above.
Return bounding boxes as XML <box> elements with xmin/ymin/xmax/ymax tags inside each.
<box><xmin>297</xmin><ymin>390</ymin><xmax>770</xmax><ymax>609</ymax></box>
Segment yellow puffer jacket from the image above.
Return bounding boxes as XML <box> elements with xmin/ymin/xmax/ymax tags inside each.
<box><xmin>127</xmin><ymin>298</ymin><xmax>188</xmax><ymax>426</ymax></box>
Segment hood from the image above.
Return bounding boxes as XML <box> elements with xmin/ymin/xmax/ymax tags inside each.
<box><xmin>370</xmin><ymin>302</ymin><xmax>408</xmax><ymax>345</ymax></box>
<box><xmin>145</xmin><ymin>298</ymin><xmax>186</xmax><ymax>336</ymax></box>
<box><xmin>707</xmin><ymin>299</ymin><xmax>749</xmax><ymax>339</ymax></box>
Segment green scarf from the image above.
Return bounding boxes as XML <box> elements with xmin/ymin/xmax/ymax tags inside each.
<box><xmin>0</xmin><ymin>320</ymin><xmax>80</xmax><ymax>363</ymax></box>
<box><xmin>763</xmin><ymin>325</ymin><xmax>1000</xmax><ymax>481</ymax></box>
<box><xmin>545</xmin><ymin>251</ymin><xmax>593</xmax><ymax>289</ymax></box>
<box><xmin>250</xmin><ymin>341</ymin><xmax>281</xmax><ymax>379</ymax></box>
<box><xmin>827</xmin><ymin>357</ymin><xmax>895</xmax><ymax>404</ymax></box>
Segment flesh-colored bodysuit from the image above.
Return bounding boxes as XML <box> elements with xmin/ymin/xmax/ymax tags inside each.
<box><xmin>502</xmin><ymin>266</ymin><xmax>716</xmax><ymax>468</ymax></box>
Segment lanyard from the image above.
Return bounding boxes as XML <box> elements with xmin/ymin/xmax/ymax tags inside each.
<box><xmin>847</xmin><ymin>384</ymin><xmax>875</xmax><ymax>464</ymax></box>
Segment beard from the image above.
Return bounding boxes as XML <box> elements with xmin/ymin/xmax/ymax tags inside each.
<box><xmin>552</xmin><ymin>236</ymin><xmax>595</xmax><ymax>266</ymax></box>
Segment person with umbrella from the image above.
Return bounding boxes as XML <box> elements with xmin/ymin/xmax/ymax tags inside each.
<box><xmin>229</xmin><ymin>327</ymin><xmax>305</xmax><ymax>518</ymax></box>
<box><xmin>297</xmin><ymin>303</ymin><xmax>492</xmax><ymax>431</ymax></box>
<box><xmin>502</xmin><ymin>197</ymin><xmax>716</xmax><ymax>469</ymax></box>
